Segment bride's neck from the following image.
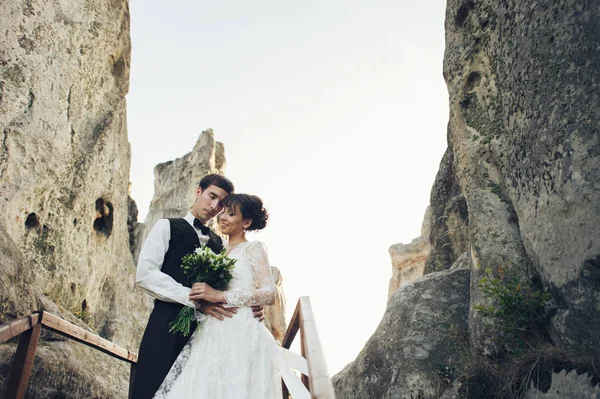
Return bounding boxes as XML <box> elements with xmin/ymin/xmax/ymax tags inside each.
<box><xmin>228</xmin><ymin>232</ymin><xmax>247</xmax><ymax>247</ymax></box>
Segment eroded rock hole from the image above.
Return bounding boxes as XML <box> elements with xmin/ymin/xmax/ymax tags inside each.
<box><xmin>466</xmin><ymin>71</ymin><xmax>482</xmax><ymax>90</ymax></box>
<box><xmin>93</xmin><ymin>198</ymin><xmax>113</xmax><ymax>237</ymax></box>
<box><xmin>455</xmin><ymin>0</ymin><xmax>475</xmax><ymax>27</ymax></box>
<box><xmin>25</xmin><ymin>212</ymin><xmax>39</xmax><ymax>228</ymax></box>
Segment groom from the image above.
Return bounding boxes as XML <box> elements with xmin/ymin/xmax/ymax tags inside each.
<box><xmin>131</xmin><ymin>174</ymin><xmax>264</xmax><ymax>399</ymax></box>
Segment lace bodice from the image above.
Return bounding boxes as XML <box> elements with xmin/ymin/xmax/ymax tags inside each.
<box><xmin>222</xmin><ymin>241</ymin><xmax>276</xmax><ymax>307</ymax></box>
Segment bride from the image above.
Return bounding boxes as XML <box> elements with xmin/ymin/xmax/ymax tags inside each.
<box><xmin>154</xmin><ymin>193</ymin><xmax>296</xmax><ymax>398</ymax></box>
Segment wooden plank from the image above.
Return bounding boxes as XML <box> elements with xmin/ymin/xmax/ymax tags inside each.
<box><xmin>0</xmin><ymin>313</ymin><xmax>41</xmax><ymax>344</ymax></box>
<box><xmin>4</xmin><ymin>324</ymin><xmax>42</xmax><ymax>399</ymax></box>
<box><xmin>282</xmin><ymin>300</ymin><xmax>301</xmax><ymax>349</ymax></box>
<box><xmin>299</xmin><ymin>297</ymin><xmax>336</xmax><ymax>399</ymax></box>
<box><xmin>40</xmin><ymin>312</ymin><xmax>137</xmax><ymax>363</ymax></box>
<box><xmin>299</xmin><ymin>311</ymin><xmax>309</xmax><ymax>390</ymax></box>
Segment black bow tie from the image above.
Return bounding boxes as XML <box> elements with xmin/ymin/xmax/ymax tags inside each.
<box><xmin>193</xmin><ymin>218</ymin><xmax>210</xmax><ymax>236</ymax></box>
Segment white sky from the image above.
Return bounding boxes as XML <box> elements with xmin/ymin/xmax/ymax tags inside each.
<box><xmin>128</xmin><ymin>0</ymin><xmax>448</xmax><ymax>375</ymax></box>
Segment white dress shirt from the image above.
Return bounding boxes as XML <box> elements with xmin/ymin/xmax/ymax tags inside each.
<box><xmin>136</xmin><ymin>212</ymin><xmax>210</xmax><ymax>308</ymax></box>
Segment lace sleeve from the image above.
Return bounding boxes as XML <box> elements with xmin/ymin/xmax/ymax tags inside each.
<box><xmin>223</xmin><ymin>241</ymin><xmax>276</xmax><ymax>307</ymax></box>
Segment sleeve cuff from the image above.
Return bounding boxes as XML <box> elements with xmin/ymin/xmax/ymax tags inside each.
<box><xmin>179</xmin><ymin>286</ymin><xmax>193</xmax><ymax>307</ymax></box>
<box><xmin>194</xmin><ymin>308</ymin><xmax>207</xmax><ymax>323</ymax></box>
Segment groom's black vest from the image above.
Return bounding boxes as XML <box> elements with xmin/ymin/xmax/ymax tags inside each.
<box><xmin>131</xmin><ymin>218</ymin><xmax>223</xmax><ymax>399</ymax></box>
<box><xmin>161</xmin><ymin>218</ymin><xmax>223</xmax><ymax>287</ymax></box>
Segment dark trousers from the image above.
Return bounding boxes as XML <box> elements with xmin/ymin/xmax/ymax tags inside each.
<box><xmin>130</xmin><ymin>301</ymin><xmax>196</xmax><ymax>399</ymax></box>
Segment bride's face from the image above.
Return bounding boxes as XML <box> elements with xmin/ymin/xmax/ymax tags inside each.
<box><xmin>219</xmin><ymin>205</ymin><xmax>251</xmax><ymax>236</ymax></box>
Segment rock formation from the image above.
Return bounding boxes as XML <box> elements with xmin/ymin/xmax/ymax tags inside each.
<box><xmin>0</xmin><ymin>1</ymin><xmax>141</xmax><ymax>396</ymax></box>
<box><xmin>335</xmin><ymin>0</ymin><xmax>600</xmax><ymax>397</ymax></box>
<box><xmin>132</xmin><ymin>129</ymin><xmax>226</xmax><ymax>263</ymax></box>
<box><xmin>423</xmin><ymin>148</ymin><xmax>470</xmax><ymax>275</ymax></box>
<box><xmin>128</xmin><ymin>183</ymin><xmax>139</xmax><ymax>254</ymax></box>
<box><xmin>387</xmin><ymin>207</ymin><xmax>431</xmax><ymax>299</ymax></box>
<box><xmin>0</xmin><ymin>0</ymin><xmax>141</xmax><ymax>346</ymax></box>
<box><xmin>333</xmin><ymin>253</ymin><xmax>471</xmax><ymax>398</ymax></box>
<box><xmin>524</xmin><ymin>370</ymin><xmax>600</xmax><ymax>399</ymax></box>
<box><xmin>442</xmin><ymin>0</ymin><xmax>600</xmax><ymax>359</ymax></box>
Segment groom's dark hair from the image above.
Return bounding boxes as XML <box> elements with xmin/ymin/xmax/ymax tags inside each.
<box><xmin>199</xmin><ymin>174</ymin><xmax>234</xmax><ymax>194</ymax></box>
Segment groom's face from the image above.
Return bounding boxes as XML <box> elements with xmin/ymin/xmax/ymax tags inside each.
<box><xmin>192</xmin><ymin>184</ymin><xmax>229</xmax><ymax>223</ymax></box>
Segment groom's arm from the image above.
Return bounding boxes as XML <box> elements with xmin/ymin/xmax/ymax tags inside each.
<box><xmin>195</xmin><ymin>300</ymin><xmax>236</xmax><ymax>321</ymax></box>
<box><xmin>136</xmin><ymin>219</ymin><xmax>194</xmax><ymax>307</ymax></box>
<box><xmin>252</xmin><ymin>306</ymin><xmax>265</xmax><ymax>322</ymax></box>
<box><xmin>193</xmin><ymin>301</ymin><xmax>263</xmax><ymax>321</ymax></box>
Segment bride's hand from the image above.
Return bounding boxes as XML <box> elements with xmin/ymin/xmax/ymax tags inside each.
<box><xmin>189</xmin><ymin>282</ymin><xmax>225</xmax><ymax>303</ymax></box>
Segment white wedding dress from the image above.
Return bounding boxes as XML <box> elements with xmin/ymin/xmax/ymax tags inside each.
<box><xmin>154</xmin><ymin>240</ymin><xmax>298</xmax><ymax>399</ymax></box>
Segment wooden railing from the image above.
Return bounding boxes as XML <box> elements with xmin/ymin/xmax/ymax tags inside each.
<box><xmin>1</xmin><ymin>298</ymin><xmax>334</xmax><ymax>399</ymax></box>
<box><xmin>282</xmin><ymin>297</ymin><xmax>336</xmax><ymax>399</ymax></box>
<box><xmin>0</xmin><ymin>311</ymin><xmax>137</xmax><ymax>399</ymax></box>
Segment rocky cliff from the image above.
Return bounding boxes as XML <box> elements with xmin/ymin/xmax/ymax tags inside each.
<box><xmin>0</xmin><ymin>0</ymin><xmax>140</xmax><ymax>346</ymax></box>
<box><xmin>0</xmin><ymin>0</ymin><xmax>142</xmax><ymax>397</ymax></box>
<box><xmin>335</xmin><ymin>0</ymin><xmax>600</xmax><ymax>397</ymax></box>
<box><xmin>443</xmin><ymin>0</ymin><xmax>600</xmax><ymax>360</ymax></box>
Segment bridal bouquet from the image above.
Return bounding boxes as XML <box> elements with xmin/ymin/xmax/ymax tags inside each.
<box><xmin>169</xmin><ymin>245</ymin><xmax>237</xmax><ymax>336</ymax></box>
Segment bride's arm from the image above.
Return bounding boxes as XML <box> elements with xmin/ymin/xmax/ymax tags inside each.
<box><xmin>188</xmin><ymin>241</ymin><xmax>276</xmax><ymax>306</ymax></box>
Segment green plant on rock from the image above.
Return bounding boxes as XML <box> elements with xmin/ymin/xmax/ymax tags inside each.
<box><xmin>456</xmin><ymin>268</ymin><xmax>556</xmax><ymax>398</ymax></box>
<box><xmin>474</xmin><ymin>267</ymin><xmax>551</xmax><ymax>353</ymax></box>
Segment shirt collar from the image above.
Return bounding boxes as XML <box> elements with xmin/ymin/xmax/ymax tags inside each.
<box><xmin>184</xmin><ymin>212</ymin><xmax>196</xmax><ymax>225</ymax></box>
<box><xmin>185</xmin><ymin>212</ymin><xmax>209</xmax><ymax>230</ymax></box>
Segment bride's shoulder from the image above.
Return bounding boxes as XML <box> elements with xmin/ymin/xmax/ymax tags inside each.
<box><xmin>246</xmin><ymin>240</ymin><xmax>268</xmax><ymax>254</ymax></box>
<box><xmin>247</xmin><ymin>240</ymin><xmax>267</xmax><ymax>249</ymax></box>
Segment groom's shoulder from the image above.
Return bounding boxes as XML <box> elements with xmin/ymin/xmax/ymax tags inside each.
<box><xmin>165</xmin><ymin>217</ymin><xmax>189</xmax><ymax>226</ymax></box>
<box><xmin>208</xmin><ymin>228</ymin><xmax>223</xmax><ymax>243</ymax></box>
<box><xmin>164</xmin><ymin>218</ymin><xmax>194</xmax><ymax>236</ymax></box>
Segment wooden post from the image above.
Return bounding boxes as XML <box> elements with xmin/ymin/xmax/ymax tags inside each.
<box><xmin>4</xmin><ymin>323</ymin><xmax>42</xmax><ymax>399</ymax></box>
<box><xmin>128</xmin><ymin>362</ymin><xmax>136</xmax><ymax>399</ymax></box>
<box><xmin>282</xmin><ymin>379</ymin><xmax>289</xmax><ymax>398</ymax></box>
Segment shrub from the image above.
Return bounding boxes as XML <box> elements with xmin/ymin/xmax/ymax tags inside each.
<box><xmin>474</xmin><ymin>267</ymin><xmax>551</xmax><ymax>354</ymax></box>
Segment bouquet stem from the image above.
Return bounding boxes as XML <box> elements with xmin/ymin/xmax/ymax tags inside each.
<box><xmin>169</xmin><ymin>306</ymin><xmax>196</xmax><ymax>336</ymax></box>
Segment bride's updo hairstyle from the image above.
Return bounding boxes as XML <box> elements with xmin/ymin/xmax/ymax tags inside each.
<box><xmin>222</xmin><ymin>194</ymin><xmax>268</xmax><ymax>231</ymax></box>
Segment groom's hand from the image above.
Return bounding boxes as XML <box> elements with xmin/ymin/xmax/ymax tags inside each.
<box><xmin>197</xmin><ymin>300</ymin><xmax>237</xmax><ymax>321</ymax></box>
<box><xmin>252</xmin><ymin>305</ymin><xmax>265</xmax><ymax>322</ymax></box>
